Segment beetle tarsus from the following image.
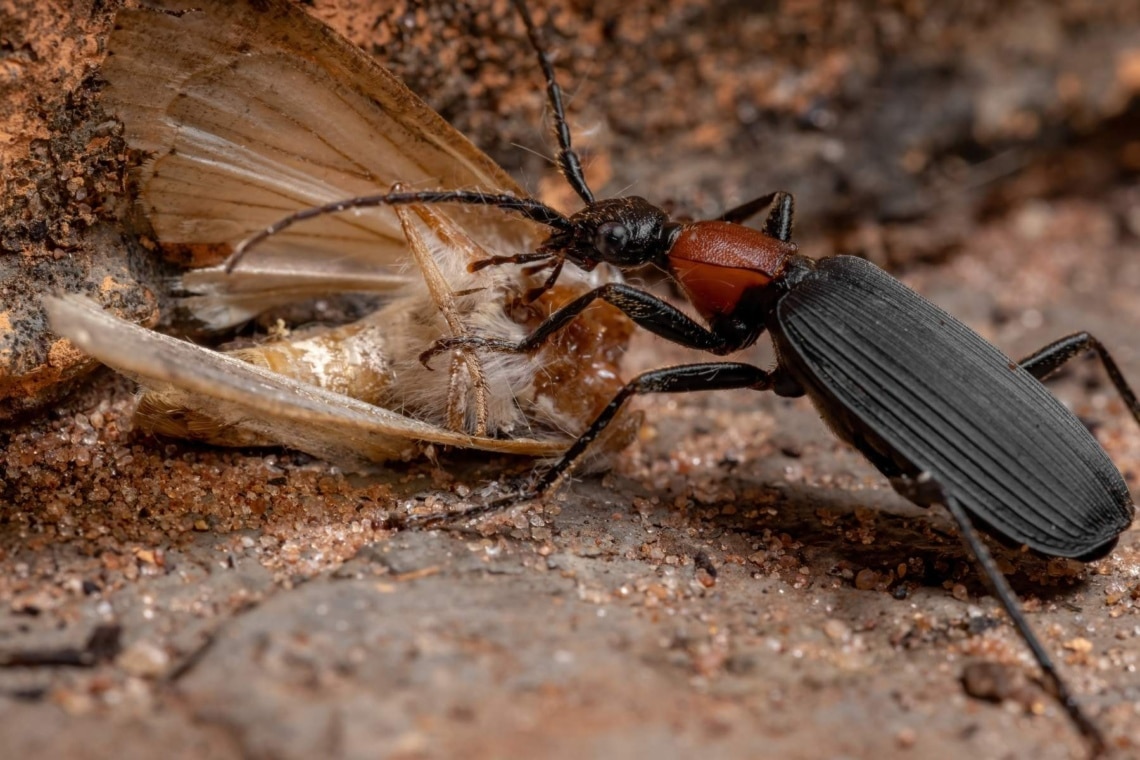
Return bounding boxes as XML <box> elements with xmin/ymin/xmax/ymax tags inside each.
<box><xmin>524</xmin><ymin>256</ymin><xmax>565</xmax><ymax>303</ymax></box>
<box><xmin>400</xmin><ymin>486</ymin><xmax>541</xmax><ymax>530</ymax></box>
<box><xmin>468</xmin><ymin>251</ymin><xmax>554</xmax><ymax>273</ymax></box>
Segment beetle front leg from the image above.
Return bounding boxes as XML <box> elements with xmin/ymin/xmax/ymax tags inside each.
<box><xmin>420</xmin><ymin>283</ymin><xmax>744</xmax><ymax>368</ymax></box>
<box><xmin>1018</xmin><ymin>332</ymin><xmax>1140</xmax><ymax>428</ymax></box>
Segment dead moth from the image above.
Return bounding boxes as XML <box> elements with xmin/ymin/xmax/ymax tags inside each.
<box><xmin>47</xmin><ymin>204</ymin><xmax>638</xmax><ymax>468</ymax></box>
<box><xmin>48</xmin><ymin>0</ymin><xmax>638</xmax><ymax>469</ymax></box>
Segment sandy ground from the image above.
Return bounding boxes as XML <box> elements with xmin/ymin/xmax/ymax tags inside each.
<box><xmin>3</xmin><ymin>1</ymin><xmax>1140</xmax><ymax>758</ymax></box>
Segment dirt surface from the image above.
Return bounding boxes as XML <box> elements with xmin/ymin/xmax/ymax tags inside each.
<box><xmin>3</xmin><ymin>1</ymin><xmax>1140</xmax><ymax>759</ymax></box>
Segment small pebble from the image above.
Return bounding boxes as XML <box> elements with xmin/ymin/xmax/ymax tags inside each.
<box><xmin>854</xmin><ymin>569</ymin><xmax>880</xmax><ymax>590</ymax></box>
<box><xmin>117</xmin><ymin>640</ymin><xmax>170</xmax><ymax>678</ymax></box>
<box><xmin>823</xmin><ymin>619</ymin><xmax>851</xmax><ymax>643</ymax></box>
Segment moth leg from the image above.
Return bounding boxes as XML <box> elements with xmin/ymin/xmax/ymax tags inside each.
<box><xmin>446</xmin><ymin>351</ymin><xmax>490</xmax><ymax>437</ymax></box>
<box><xmin>392</xmin><ymin>202</ymin><xmax>491</xmax><ymax>435</ymax></box>
<box><xmin>1018</xmin><ymin>332</ymin><xmax>1140</xmax><ymax>428</ymax></box>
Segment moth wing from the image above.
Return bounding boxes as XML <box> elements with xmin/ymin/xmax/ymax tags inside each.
<box><xmin>104</xmin><ymin>0</ymin><xmax>543</xmax><ymax>324</ymax></box>
<box><xmin>175</xmin><ymin>259</ymin><xmax>414</xmax><ymax>331</ymax></box>
<box><xmin>45</xmin><ymin>296</ymin><xmax>567</xmax><ymax>468</ymax></box>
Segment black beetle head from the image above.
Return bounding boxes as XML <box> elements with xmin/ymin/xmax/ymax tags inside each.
<box><xmin>558</xmin><ymin>196</ymin><xmax>678</xmax><ymax>270</ymax></box>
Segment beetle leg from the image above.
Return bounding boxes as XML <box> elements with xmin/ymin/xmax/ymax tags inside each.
<box><xmin>419</xmin><ymin>283</ymin><xmax>745</xmax><ymax>368</ymax></box>
<box><xmin>523</xmin><ymin>256</ymin><xmax>565</xmax><ymax>303</ymax></box>
<box><xmin>717</xmin><ymin>191</ymin><xmax>778</xmax><ymax>224</ymax></box>
<box><xmin>468</xmin><ymin>250</ymin><xmax>553</xmax><ymax>272</ymax></box>
<box><xmin>1018</xmin><ymin>332</ymin><xmax>1140</xmax><ymax>427</ymax></box>
<box><xmin>406</xmin><ymin>363</ymin><xmax>778</xmax><ymax>527</ymax></box>
<box><xmin>763</xmin><ymin>192</ymin><xmax>796</xmax><ymax>242</ymax></box>
<box><xmin>922</xmin><ymin>474</ymin><xmax>1107</xmax><ymax>755</ymax></box>
<box><xmin>717</xmin><ymin>190</ymin><xmax>795</xmax><ymax>242</ymax></box>
<box><xmin>533</xmin><ymin>362</ymin><xmax>777</xmax><ymax>494</ymax></box>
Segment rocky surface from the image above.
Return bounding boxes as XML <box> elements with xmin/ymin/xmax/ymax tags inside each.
<box><xmin>2</xmin><ymin>1</ymin><xmax>1140</xmax><ymax>758</ymax></box>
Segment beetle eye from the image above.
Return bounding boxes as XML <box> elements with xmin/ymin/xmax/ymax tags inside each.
<box><xmin>595</xmin><ymin>221</ymin><xmax>630</xmax><ymax>258</ymax></box>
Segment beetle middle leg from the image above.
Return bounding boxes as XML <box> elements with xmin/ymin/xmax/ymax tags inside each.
<box><xmin>531</xmin><ymin>362</ymin><xmax>788</xmax><ymax>494</ymax></box>
<box><xmin>407</xmin><ymin>362</ymin><xmax>782</xmax><ymax>528</ymax></box>
<box><xmin>1018</xmin><ymin>332</ymin><xmax>1140</xmax><ymax>426</ymax></box>
<box><xmin>717</xmin><ymin>190</ymin><xmax>795</xmax><ymax>242</ymax></box>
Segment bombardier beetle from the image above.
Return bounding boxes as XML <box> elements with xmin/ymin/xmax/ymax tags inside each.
<box><xmin>229</xmin><ymin>0</ymin><xmax>1140</xmax><ymax>753</ymax></box>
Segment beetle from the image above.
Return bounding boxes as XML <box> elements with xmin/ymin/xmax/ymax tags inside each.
<box><xmin>228</xmin><ymin>0</ymin><xmax>1139</xmax><ymax>753</ymax></box>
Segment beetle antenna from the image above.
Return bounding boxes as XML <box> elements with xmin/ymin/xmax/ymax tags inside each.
<box><xmin>224</xmin><ymin>189</ymin><xmax>571</xmax><ymax>274</ymax></box>
<box><xmin>511</xmin><ymin>0</ymin><xmax>596</xmax><ymax>206</ymax></box>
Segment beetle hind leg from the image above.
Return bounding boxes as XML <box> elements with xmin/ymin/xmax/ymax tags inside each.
<box><xmin>1018</xmin><ymin>332</ymin><xmax>1140</xmax><ymax>428</ymax></box>
<box><xmin>922</xmin><ymin>475</ymin><xmax>1107</xmax><ymax>754</ymax></box>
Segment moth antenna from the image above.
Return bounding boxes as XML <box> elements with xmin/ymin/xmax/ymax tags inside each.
<box><xmin>224</xmin><ymin>190</ymin><xmax>571</xmax><ymax>274</ymax></box>
<box><xmin>511</xmin><ymin>0</ymin><xmax>595</xmax><ymax>206</ymax></box>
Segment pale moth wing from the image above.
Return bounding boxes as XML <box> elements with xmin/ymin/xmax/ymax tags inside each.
<box><xmin>47</xmin><ymin>292</ymin><xmax>569</xmax><ymax>470</ymax></box>
<box><xmin>104</xmin><ymin>0</ymin><xmax>543</xmax><ymax>328</ymax></box>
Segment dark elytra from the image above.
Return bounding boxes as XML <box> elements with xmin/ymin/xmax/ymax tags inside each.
<box><xmin>771</xmin><ymin>255</ymin><xmax>1132</xmax><ymax>561</ymax></box>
